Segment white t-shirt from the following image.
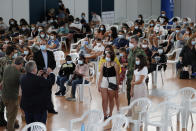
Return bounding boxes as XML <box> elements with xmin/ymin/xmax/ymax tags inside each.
<box><xmin>154</xmin><ymin>25</ymin><xmax>165</xmax><ymax>33</ymax></box>
<box><xmin>69</xmin><ymin>23</ymin><xmax>82</xmax><ymax>30</ymax></box>
<box><xmin>134</xmin><ymin>67</ymin><xmax>148</xmax><ymax>87</ymax></box>
<box><xmin>92</xmin><ymin>15</ymin><xmax>101</xmax><ymax>23</ymax></box>
<box><xmin>93</xmin><ymin>45</ymin><xmax>105</xmax><ymax>52</ymax></box>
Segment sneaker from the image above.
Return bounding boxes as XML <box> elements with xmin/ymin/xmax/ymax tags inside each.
<box><xmin>66</xmin><ymin>97</ymin><xmax>76</xmax><ymax>101</ymax></box>
<box><xmin>55</xmin><ymin>91</ymin><xmax>61</xmax><ymax>96</ymax></box>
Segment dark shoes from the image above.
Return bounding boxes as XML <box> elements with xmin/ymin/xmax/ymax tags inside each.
<box><xmin>48</xmin><ymin>109</ymin><xmax>58</xmax><ymax>114</ymax></box>
<box><xmin>0</xmin><ymin>119</ymin><xmax>7</xmax><ymax>127</ymax></box>
<box><xmin>55</xmin><ymin>90</ymin><xmax>66</xmax><ymax>96</ymax></box>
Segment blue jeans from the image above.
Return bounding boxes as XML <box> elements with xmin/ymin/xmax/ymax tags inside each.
<box><xmin>56</xmin><ymin>76</ymin><xmax>69</xmax><ymax>92</ymax></box>
<box><xmin>71</xmin><ymin>78</ymin><xmax>89</xmax><ymax>98</ymax></box>
<box><xmin>24</xmin><ymin>111</ymin><xmax>47</xmax><ymax>124</ymax></box>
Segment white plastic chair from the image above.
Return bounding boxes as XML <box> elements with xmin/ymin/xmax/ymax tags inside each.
<box><xmin>92</xmin><ymin>114</ymin><xmax>129</xmax><ymax>131</ymax></box>
<box><xmin>120</xmin><ymin>97</ymin><xmax>152</xmax><ymax>131</ymax></box>
<box><xmin>70</xmin><ymin>38</ymin><xmax>85</xmax><ymax>54</ymax></box>
<box><xmin>144</xmin><ymin>101</ymin><xmax>181</xmax><ymax>131</ymax></box>
<box><xmin>22</xmin><ymin>122</ymin><xmax>46</xmax><ymax>131</ymax></box>
<box><xmin>76</xmin><ymin>66</ymin><xmax>93</xmax><ymax>102</ymax></box>
<box><xmin>167</xmin><ymin>87</ymin><xmax>196</xmax><ymax>130</ymax></box>
<box><xmin>69</xmin><ymin>110</ymin><xmax>104</xmax><ymax>131</ymax></box>
<box><xmin>167</xmin><ymin>48</ymin><xmax>182</xmax><ymax>75</ymax></box>
<box><xmin>54</xmin><ymin>51</ymin><xmax>65</xmax><ymax>69</ymax></box>
<box><xmin>60</xmin><ymin>36</ymin><xmax>67</xmax><ymax>51</ymax></box>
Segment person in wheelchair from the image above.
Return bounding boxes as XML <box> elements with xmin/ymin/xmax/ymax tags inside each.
<box><xmin>150</xmin><ymin>47</ymin><xmax>167</xmax><ymax>72</ymax></box>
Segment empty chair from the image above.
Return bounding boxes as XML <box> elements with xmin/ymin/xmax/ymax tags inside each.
<box><xmin>54</xmin><ymin>51</ymin><xmax>65</xmax><ymax>69</ymax></box>
<box><xmin>120</xmin><ymin>97</ymin><xmax>152</xmax><ymax>131</ymax></box>
<box><xmin>22</xmin><ymin>122</ymin><xmax>46</xmax><ymax>131</ymax></box>
<box><xmin>69</xmin><ymin>110</ymin><xmax>104</xmax><ymax>131</ymax></box>
<box><xmin>167</xmin><ymin>48</ymin><xmax>182</xmax><ymax>75</ymax></box>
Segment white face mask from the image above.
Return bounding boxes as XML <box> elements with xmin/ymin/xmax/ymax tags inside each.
<box><xmin>31</xmin><ymin>27</ymin><xmax>35</xmax><ymax>30</ymax></box>
<box><xmin>135</xmin><ymin>26</ymin><xmax>139</xmax><ymax>29</ymax></box>
<box><xmin>50</xmin><ymin>35</ymin><xmax>54</xmax><ymax>40</ymax></box>
<box><xmin>67</xmin><ymin>61</ymin><xmax>72</xmax><ymax>64</ymax></box>
<box><xmin>142</xmin><ymin>44</ymin><xmax>148</xmax><ymax>48</ymax></box>
<box><xmin>118</xmin><ymin>35</ymin><xmax>124</xmax><ymax>39</ymax></box>
<box><xmin>123</xmin><ymin>30</ymin><xmax>127</xmax><ymax>34</ymax></box>
<box><xmin>129</xmin><ymin>43</ymin><xmax>135</xmax><ymax>49</ymax></box>
<box><xmin>78</xmin><ymin>60</ymin><xmax>83</xmax><ymax>65</ymax></box>
<box><xmin>19</xmin><ymin>40</ymin><xmax>23</xmax><ymax>44</ymax></box>
<box><xmin>40</xmin><ymin>34</ymin><xmax>45</xmax><ymax>38</ymax></box>
<box><xmin>158</xmin><ymin>49</ymin><xmax>163</xmax><ymax>54</ymax></box>
<box><xmin>24</xmin><ymin>51</ymin><xmax>29</xmax><ymax>55</ymax></box>
<box><xmin>162</xmin><ymin>14</ymin><xmax>165</xmax><ymax>17</ymax></box>
<box><xmin>106</xmin><ymin>57</ymin><xmax>111</xmax><ymax>62</ymax></box>
<box><xmin>135</xmin><ymin>60</ymin><xmax>140</xmax><ymax>65</ymax></box>
<box><xmin>186</xmin><ymin>31</ymin><xmax>189</xmax><ymax>34</ymax></box>
<box><xmin>5</xmin><ymin>41</ymin><xmax>9</xmax><ymax>44</ymax></box>
<box><xmin>38</xmin><ymin>28</ymin><xmax>43</xmax><ymax>32</ymax></box>
<box><xmin>156</xmin><ymin>24</ymin><xmax>160</xmax><ymax>27</ymax></box>
<box><xmin>176</xmin><ymin>30</ymin><xmax>180</xmax><ymax>33</ymax></box>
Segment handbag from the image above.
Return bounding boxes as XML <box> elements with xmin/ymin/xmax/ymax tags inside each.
<box><xmin>180</xmin><ymin>71</ymin><xmax>189</xmax><ymax>79</ymax></box>
<box><xmin>107</xmin><ymin>77</ymin><xmax>118</xmax><ymax>90</ymax></box>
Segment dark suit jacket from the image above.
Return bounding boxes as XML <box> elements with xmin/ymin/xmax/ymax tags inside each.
<box><xmin>33</xmin><ymin>50</ymin><xmax>56</xmax><ymax>71</ymax></box>
<box><xmin>20</xmin><ymin>73</ymin><xmax>55</xmax><ymax>113</ymax></box>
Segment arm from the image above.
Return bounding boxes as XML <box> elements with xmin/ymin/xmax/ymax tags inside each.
<box><xmin>114</xmin><ymin>63</ymin><xmax>120</xmax><ymax>86</ymax></box>
<box><xmin>176</xmin><ymin>33</ymin><xmax>183</xmax><ymax>41</ymax></box>
<box><xmin>98</xmin><ymin>63</ymin><xmax>104</xmax><ymax>92</ymax></box>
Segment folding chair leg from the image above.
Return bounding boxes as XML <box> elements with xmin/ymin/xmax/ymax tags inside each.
<box><xmin>88</xmin><ymin>86</ymin><xmax>92</xmax><ymax>101</ymax></box>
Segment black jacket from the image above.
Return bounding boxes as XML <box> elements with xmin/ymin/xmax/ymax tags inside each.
<box><xmin>20</xmin><ymin>73</ymin><xmax>55</xmax><ymax>113</ymax></box>
<box><xmin>33</xmin><ymin>50</ymin><xmax>56</xmax><ymax>71</ymax></box>
<box><xmin>58</xmin><ymin>63</ymin><xmax>76</xmax><ymax>77</ymax></box>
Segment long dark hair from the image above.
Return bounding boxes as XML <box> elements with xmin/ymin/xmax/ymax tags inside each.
<box><xmin>110</xmin><ymin>26</ymin><xmax>118</xmax><ymax>39</ymax></box>
<box><xmin>103</xmin><ymin>45</ymin><xmax>114</xmax><ymax>59</ymax></box>
<box><xmin>135</xmin><ymin>54</ymin><xmax>147</xmax><ymax>71</ymax></box>
<box><xmin>98</xmin><ymin>24</ymin><xmax>106</xmax><ymax>35</ymax></box>
<box><xmin>106</xmin><ymin>51</ymin><xmax>115</xmax><ymax>62</ymax></box>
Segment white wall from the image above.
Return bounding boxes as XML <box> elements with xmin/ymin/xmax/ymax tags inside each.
<box><xmin>62</xmin><ymin>0</ymin><xmax>89</xmax><ymax>22</ymax></box>
<box><xmin>181</xmin><ymin>0</ymin><xmax>196</xmax><ymax>21</ymax></box>
<box><xmin>0</xmin><ymin>0</ymin><xmax>29</xmax><ymax>25</ymax></box>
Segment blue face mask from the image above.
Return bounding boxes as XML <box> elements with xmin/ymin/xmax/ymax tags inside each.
<box><xmin>78</xmin><ymin>60</ymin><xmax>83</xmax><ymax>65</ymax></box>
<box><xmin>40</xmin><ymin>45</ymin><xmax>46</xmax><ymax>51</ymax></box>
<box><xmin>106</xmin><ymin>57</ymin><xmax>111</xmax><ymax>62</ymax></box>
<box><xmin>119</xmin><ymin>53</ymin><xmax>124</xmax><ymax>57</ymax></box>
<box><xmin>84</xmin><ymin>41</ymin><xmax>88</xmax><ymax>45</ymax></box>
<box><xmin>67</xmin><ymin>61</ymin><xmax>72</xmax><ymax>64</ymax></box>
<box><xmin>12</xmin><ymin>53</ymin><xmax>18</xmax><ymax>59</ymax></box>
<box><xmin>60</xmin><ymin>27</ymin><xmax>65</xmax><ymax>31</ymax></box>
<box><xmin>135</xmin><ymin>60</ymin><xmax>140</xmax><ymax>65</ymax></box>
<box><xmin>192</xmin><ymin>41</ymin><xmax>196</xmax><ymax>45</ymax></box>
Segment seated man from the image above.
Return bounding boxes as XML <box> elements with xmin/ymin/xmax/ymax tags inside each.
<box><xmin>47</xmin><ymin>31</ymin><xmax>60</xmax><ymax>50</ymax></box>
<box><xmin>112</xmin><ymin>30</ymin><xmax>129</xmax><ymax>49</ymax></box>
<box><xmin>56</xmin><ymin>55</ymin><xmax>76</xmax><ymax>96</ymax></box>
<box><xmin>85</xmin><ymin>38</ymin><xmax>105</xmax><ymax>61</ymax></box>
<box><xmin>76</xmin><ymin>37</ymin><xmax>91</xmax><ymax>55</ymax></box>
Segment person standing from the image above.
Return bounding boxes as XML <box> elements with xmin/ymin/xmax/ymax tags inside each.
<box><xmin>1</xmin><ymin>56</ymin><xmax>24</xmax><ymax>131</ymax></box>
<box><xmin>0</xmin><ymin>46</ymin><xmax>16</xmax><ymax>127</ymax></box>
<box><xmin>33</xmin><ymin>42</ymin><xmax>57</xmax><ymax>114</ymax></box>
<box><xmin>127</xmin><ymin>36</ymin><xmax>146</xmax><ymax>105</ymax></box>
<box><xmin>20</xmin><ymin>61</ymin><xmax>55</xmax><ymax>124</ymax></box>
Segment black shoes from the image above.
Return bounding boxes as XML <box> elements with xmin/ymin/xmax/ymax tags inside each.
<box><xmin>0</xmin><ymin>119</ymin><xmax>7</xmax><ymax>127</ymax></box>
<box><xmin>48</xmin><ymin>109</ymin><xmax>58</xmax><ymax>114</ymax></box>
<box><xmin>55</xmin><ymin>90</ymin><xmax>66</xmax><ymax>96</ymax></box>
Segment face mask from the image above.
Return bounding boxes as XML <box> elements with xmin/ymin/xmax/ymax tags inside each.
<box><xmin>97</xmin><ymin>43</ymin><xmax>101</xmax><ymax>46</ymax></box>
<box><xmin>138</xmin><ymin>17</ymin><xmax>141</xmax><ymax>20</ymax></box>
<box><xmin>82</xmin><ymin>15</ymin><xmax>85</xmax><ymax>18</ymax></box>
<box><xmin>19</xmin><ymin>40</ymin><xmax>23</xmax><ymax>44</ymax></box>
<box><xmin>50</xmin><ymin>36</ymin><xmax>54</xmax><ymax>40</ymax></box>
<box><xmin>135</xmin><ymin>26</ymin><xmax>139</xmax><ymax>29</ymax></box>
<box><xmin>40</xmin><ymin>45</ymin><xmax>46</xmax><ymax>51</ymax></box>
<box><xmin>67</xmin><ymin>61</ymin><xmax>72</xmax><ymax>64</ymax></box>
<box><xmin>106</xmin><ymin>57</ymin><xmax>111</xmax><ymax>62</ymax></box>
<box><xmin>60</xmin><ymin>27</ymin><xmax>65</xmax><ymax>31</ymax></box>
<box><xmin>142</xmin><ymin>44</ymin><xmax>148</xmax><ymax>48</ymax></box>
<box><xmin>160</xmin><ymin>20</ymin><xmax>164</xmax><ymax>24</ymax></box>
<box><xmin>184</xmin><ymin>21</ymin><xmax>187</xmax><ymax>25</ymax></box>
<box><xmin>162</xmin><ymin>14</ymin><xmax>165</xmax><ymax>17</ymax></box>
<box><xmin>75</xmin><ymin>21</ymin><xmax>79</xmax><ymax>24</ymax></box>
<box><xmin>24</xmin><ymin>51</ymin><xmax>29</xmax><ymax>55</ymax></box>
<box><xmin>126</xmin><ymin>36</ymin><xmax>131</xmax><ymax>41</ymax></box>
<box><xmin>129</xmin><ymin>43</ymin><xmax>135</xmax><ymax>49</ymax></box>
<box><xmin>100</xmin><ymin>28</ymin><xmax>104</xmax><ymax>31</ymax></box>
<box><xmin>11</xmin><ymin>21</ymin><xmax>14</xmax><ymax>25</ymax></box>
<box><xmin>105</xmin><ymin>51</ymin><xmax>109</xmax><ymax>54</ymax></box>
<box><xmin>118</xmin><ymin>35</ymin><xmax>124</xmax><ymax>39</ymax></box>
<box><xmin>191</xmin><ymin>41</ymin><xmax>196</xmax><ymax>45</ymax></box>
<box><xmin>135</xmin><ymin>60</ymin><xmax>140</xmax><ymax>65</ymax></box>
<box><xmin>176</xmin><ymin>30</ymin><xmax>180</xmax><ymax>33</ymax></box>
<box><xmin>49</xmin><ymin>20</ymin><xmax>53</xmax><ymax>23</ymax></box>
<box><xmin>38</xmin><ymin>28</ymin><xmax>43</xmax><ymax>32</ymax></box>
<box><xmin>119</xmin><ymin>53</ymin><xmax>124</xmax><ymax>57</ymax></box>
<box><xmin>12</xmin><ymin>53</ymin><xmax>18</xmax><ymax>59</ymax></box>
<box><xmin>150</xmin><ymin>24</ymin><xmax>154</xmax><ymax>27</ymax></box>
<box><xmin>40</xmin><ymin>34</ymin><xmax>45</xmax><ymax>38</ymax></box>
<box><xmin>123</xmin><ymin>30</ymin><xmax>127</xmax><ymax>34</ymax></box>
<box><xmin>22</xmin><ymin>27</ymin><xmax>26</xmax><ymax>30</ymax></box>
<box><xmin>78</xmin><ymin>60</ymin><xmax>83</xmax><ymax>65</ymax></box>
<box><xmin>5</xmin><ymin>41</ymin><xmax>9</xmax><ymax>44</ymax></box>
<box><xmin>186</xmin><ymin>31</ymin><xmax>189</xmax><ymax>34</ymax></box>
<box><xmin>31</xmin><ymin>27</ymin><xmax>35</xmax><ymax>30</ymax></box>
<box><xmin>158</xmin><ymin>49</ymin><xmax>163</xmax><ymax>54</ymax></box>
<box><xmin>156</xmin><ymin>24</ymin><xmax>160</xmax><ymax>27</ymax></box>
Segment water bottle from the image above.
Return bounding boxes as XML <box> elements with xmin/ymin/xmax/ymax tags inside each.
<box><xmin>81</xmin><ymin>123</ymin><xmax>85</xmax><ymax>131</ymax></box>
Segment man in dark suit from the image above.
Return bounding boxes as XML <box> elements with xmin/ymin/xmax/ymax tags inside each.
<box><xmin>20</xmin><ymin>61</ymin><xmax>55</xmax><ymax>124</ymax></box>
<box><xmin>33</xmin><ymin>41</ymin><xmax>57</xmax><ymax>114</ymax></box>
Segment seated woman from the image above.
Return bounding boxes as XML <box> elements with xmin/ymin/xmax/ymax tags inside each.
<box><xmin>76</xmin><ymin>37</ymin><xmax>91</xmax><ymax>56</ymax></box>
<box><xmin>56</xmin><ymin>55</ymin><xmax>76</xmax><ymax>96</ymax></box>
<box><xmin>66</xmin><ymin>55</ymin><xmax>89</xmax><ymax>101</ymax></box>
<box><xmin>182</xmin><ymin>27</ymin><xmax>192</xmax><ymax>42</ymax></box>
<box><xmin>47</xmin><ymin>31</ymin><xmax>60</xmax><ymax>50</ymax></box>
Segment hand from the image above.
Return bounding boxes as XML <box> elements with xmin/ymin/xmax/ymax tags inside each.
<box><xmin>131</xmin><ymin>81</ymin><xmax>135</xmax><ymax>88</ymax></box>
<box><xmin>37</xmin><ymin>70</ymin><xmax>44</xmax><ymax>76</ymax></box>
<box><xmin>98</xmin><ymin>87</ymin><xmax>101</xmax><ymax>92</ymax></box>
<box><xmin>130</xmin><ymin>89</ymin><xmax>134</xmax><ymax>97</ymax></box>
<box><xmin>47</xmin><ymin>68</ymin><xmax>53</xmax><ymax>74</ymax></box>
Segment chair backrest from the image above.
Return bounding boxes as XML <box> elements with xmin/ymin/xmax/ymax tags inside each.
<box><xmin>69</xmin><ymin>110</ymin><xmax>104</xmax><ymax>131</ymax></box>
<box><xmin>22</xmin><ymin>122</ymin><xmax>46</xmax><ymax>131</ymax></box>
<box><xmin>178</xmin><ymin>87</ymin><xmax>195</xmax><ymax>100</ymax></box>
<box><xmin>92</xmin><ymin>114</ymin><xmax>128</xmax><ymax>131</ymax></box>
<box><xmin>54</xmin><ymin>51</ymin><xmax>65</xmax><ymax>61</ymax></box>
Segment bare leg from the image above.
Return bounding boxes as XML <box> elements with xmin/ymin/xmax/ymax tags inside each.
<box><xmin>101</xmin><ymin>88</ymin><xmax>108</xmax><ymax>117</ymax></box>
<box><xmin>115</xmin><ymin>90</ymin><xmax>119</xmax><ymax>112</ymax></box>
<box><xmin>108</xmin><ymin>90</ymin><xmax>115</xmax><ymax>116</ymax></box>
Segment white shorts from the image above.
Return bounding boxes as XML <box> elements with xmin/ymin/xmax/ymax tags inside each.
<box><xmin>101</xmin><ymin>76</ymin><xmax>116</xmax><ymax>90</ymax></box>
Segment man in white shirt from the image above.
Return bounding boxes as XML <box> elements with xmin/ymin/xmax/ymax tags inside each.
<box><xmin>69</xmin><ymin>18</ymin><xmax>82</xmax><ymax>31</ymax></box>
<box><xmin>90</xmin><ymin>12</ymin><xmax>101</xmax><ymax>27</ymax></box>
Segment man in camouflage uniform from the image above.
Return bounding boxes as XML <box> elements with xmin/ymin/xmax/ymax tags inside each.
<box><xmin>0</xmin><ymin>46</ymin><xmax>15</xmax><ymax>127</ymax></box>
<box><xmin>127</xmin><ymin>36</ymin><xmax>146</xmax><ymax>105</ymax></box>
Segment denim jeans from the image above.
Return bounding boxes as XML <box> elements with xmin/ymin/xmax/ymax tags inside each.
<box><xmin>56</xmin><ymin>76</ymin><xmax>69</xmax><ymax>92</ymax></box>
<box><xmin>71</xmin><ymin>78</ymin><xmax>89</xmax><ymax>98</ymax></box>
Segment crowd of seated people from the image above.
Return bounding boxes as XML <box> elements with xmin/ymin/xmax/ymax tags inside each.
<box><xmin>0</xmin><ymin>0</ymin><xmax>196</xmax><ymax>129</ymax></box>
